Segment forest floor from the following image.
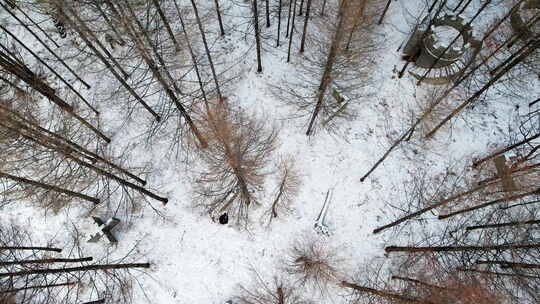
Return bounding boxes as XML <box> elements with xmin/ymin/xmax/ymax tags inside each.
<box><xmin>0</xmin><ymin>0</ymin><xmax>528</xmax><ymax>303</ymax></box>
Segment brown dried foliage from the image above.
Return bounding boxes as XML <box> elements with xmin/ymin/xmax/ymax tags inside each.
<box><xmin>286</xmin><ymin>237</ymin><xmax>341</xmax><ymax>294</ymax></box>
<box><xmin>193</xmin><ymin>102</ymin><xmax>278</xmax><ymax>226</ymax></box>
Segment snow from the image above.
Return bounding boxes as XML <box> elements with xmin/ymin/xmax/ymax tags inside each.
<box><xmin>0</xmin><ymin>0</ymin><xmax>537</xmax><ymax>303</ymax></box>
<box><xmin>432</xmin><ymin>25</ymin><xmax>464</xmax><ymax>49</ymax></box>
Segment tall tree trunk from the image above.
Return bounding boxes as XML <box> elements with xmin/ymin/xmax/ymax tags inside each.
<box><xmin>150</xmin><ymin>0</ymin><xmax>181</xmax><ymax>52</ymax></box>
<box><xmin>416</xmin><ymin>0</ymin><xmax>492</xmax><ymax>85</ymax></box>
<box><xmin>0</xmin><ymin>121</ymin><xmax>168</xmax><ymax>204</ymax></box>
<box><xmin>299</xmin><ymin>0</ymin><xmax>312</xmax><ymax>53</ymax></box>
<box><xmin>59</xmin><ymin>6</ymin><xmax>161</xmax><ymax>122</ymax></box>
<box><xmin>0</xmin><ymin>257</ymin><xmax>92</xmax><ymax>266</ymax></box>
<box><xmin>378</xmin><ymin>0</ymin><xmax>392</xmax><ymax>25</ymax></box>
<box><xmin>10</xmin><ymin>3</ymin><xmax>60</xmax><ymax>48</ymax></box>
<box><xmin>0</xmin><ymin>263</ymin><xmax>151</xmax><ymax>278</ymax></box>
<box><xmin>0</xmin><ymin>2</ymin><xmax>88</xmax><ymax>88</ymax></box>
<box><xmin>253</xmin><ymin>0</ymin><xmax>264</xmax><ymax>72</ymax></box>
<box><xmin>115</xmin><ymin>0</ymin><xmax>183</xmax><ymax>96</ymax></box>
<box><xmin>345</xmin><ymin>0</ymin><xmax>367</xmax><ymax>51</ymax></box>
<box><xmin>190</xmin><ymin>0</ymin><xmax>223</xmax><ymax>100</ymax></box>
<box><xmin>287</xmin><ymin>0</ymin><xmax>298</xmax><ymax>62</ymax></box>
<box><xmin>0</xmin><ymin>53</ymin><xmax>110</xmax><ymax>142</ymax></box>
<box><xmin>0</xmin><ymin>247</ymin><xmax>61</xmax><ymax>252</ymax></box>
<box><xmin>174</xmin><ymin>0</ymin><xmax>208</xmax><ymax>105</ymax></box>
<box><xmin>0</xmin><ymin>281</ymin><xmax>76</xmax><ymax>294</ymax></box>
<box><xmin>439</xmin><ymin>188</ymin><xmax>540</xmax><ymax>219</ymax></box>
<box><xmin>298</xmin><ymin>0</ymin><xmax>304</xmax><ymax>16</ymax></box>
<box><xmin>426</xmin><ymin>39</ymin><xmax>540</xmax><ymax>138</ymax></box>
<box><xmin>286</xmin><ymin>0</ymin><xmax>293</xmax><ymax>38</ymax></box>
<box><xmin>0</xmin><ymin>105</ymin><xmax>145</xmax><ymax>185</ymax></box>
<box><xmin>214</xmin><ymin>0</ymin><xmax>226</xmax><ymax>36</ymax></box>
<box><xmin>372</xmin><ymin>178</ymin><xmax>503</xmax><ymax>234</ymax></box>
<box><xmin>306</xmin><ymin>0</ymin><xmax>350</xmax><ymax>135</ymax></box>
<box><xmin>276</xmin><ymin>0</ymin><xmax>282</xmax><ymax>46</ymax></box>
<box><xmin>473</xmin><ymin>132</ymin><xmax>540</xmax><ymax>168</ymax></box>
<box><xmin>391</xmin><ymin>276</ymin><xmax>449</xmax><ymax>291</ymax></box>
<box><xmin>0</xmin><ymin>26</ymin><xmax>97</xmax><ymax>115</ymax></box>
<box><xmin>340</xmin><ymin>281</ymin><xmax>431</xmax><ymax>304</ymax></box>
<box><xmin>466</xmin><ymin>219</ymin><xmax>540</xmax><ymax>231</ymax></box>
<box><xmin>457</xmin><ymin>267</ymin><xmax>540</xmax><ymax>279</ymax></box>
<box><xmin>119</xmin><ymin>0</ymin><xmax>207</xmax><ymax>148</ymax></box>
<box><xmin>385</xmin><ymin>243</ymin><xmax>540</xmax><ymax>253</ymax></box>
<box><xmin>321</xmin><ymin>0</ymin><xmax>327</xmax><ymax>16</ymax></box>
<box><xmin>265</xmin><ymin>0</ymin><xmax>270</xmax><ymax>27</ymax></box>
<box><xmin>361</xmin><ymin>1</ymin><xmax>528</xmax><ymax>182</ymax></box>
<box><xmin>476</xmin><ymin>261</ymin><xmax>540</xmax><ymax>269</ymax></box>
<box><xmin>0</xmin><ymin>171</ymin><xmax>100</xmax><ymax>205</ymax></box>
<box><xmin>94</xmin><ymin>2</ymin><xmax>126</xmax><ymax>46</ymax></box>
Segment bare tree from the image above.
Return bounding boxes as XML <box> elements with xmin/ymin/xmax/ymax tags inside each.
<box><xmin>193</xmin><ymin>102</ymin><xmax>278</xmax><ymax>226</ymax></box>
<box><xmin>285</xmin><ymin>236</ymin><xmax>341</xmax><ymax>295</ymax></box>
<box><xmin>261</xmin><ymin>156</ymin><xmax>302</xmax><ymax>226</ymax></box>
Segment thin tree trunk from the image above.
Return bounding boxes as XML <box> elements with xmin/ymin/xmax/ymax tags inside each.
<box><xmin>346</xmin><ymin>0</ymin><xmax>367</xmax><ymax>51</ymax></box>
<box><xmin>0</xmin><ymin>105</ymin><xmax>145</xmax><ymax>185</ymax></box>
<box><xmin>476</xmin><ymin>261</ymin><xmax>540</xmax><ymax>269</ymax></box>
<box><xmin>0</xmin><ymin>257</ymin><xmax>92</xmax><ymax>266</ymax></box>
<box><xmin>416</xmin><ymin>0</ymin><xmax>491</xmax><ymax>85</ymax></box>
<box><xmin>265</xmin><ymin>0</ymin><xmax>270</xmax><ymax>27</ymax></box>
<box><xmin>150</xmin><ymin>0</ymin><xmax>181</xmax><ymax>52</ymax></box>
<box><xmin>0</xmin><ymin>121</ymin><xmax>168</xmax><ymax>204</ymax></box>
<box><xmin>457</xmin><ymin>267</ymin><xmax>540</xmax><ymax>279</ymax></box>
<box><xmin>306</xmin><ymin>0</ymin><xmax>349</xmax><ymax>135</ymax></box>
<box><xmin>174</xmin><ymin>0</ymin><xmax>208</xmax><ymax>104</ymax></box>
<box><xmin>466</xmin><ymin>219</ymin><xmax>540</xmax><ymax>231</ymax></box>
<box><xmin>298</xmin><ymin>0</ymin><xmax>304</xmax><ymax>16</ymax></box>
<box><xmin>385</xmin><ymin>243</ymin><xmax>540</xmax><ymax>253</ymax></box>
<box><xmin>0</xmin><ymin>263</ymin><xmax>150</xmax><ymax>278</ymax></box>
<box><xmin>277</xmin><ymin>0</ymin><xmax>282</xmax><ymax>46</ymax></box>
<box><xmin>214</xmin><ymin>0</ymin><xmax>226</xmax><ymax>36</ymax></box>
<box><xmin>0</xmin><ymin>281</ymin><xmax>76</xmax><ymax>294</ymax></box>
<box><xmin>286</xmin><ymin>0</ymin><xmax>293</xmax><ymax>38</ymax></box>
<box><xmin>119</xmin><ymin>0</ymin><xmax>207</xmax><ymax>148</ymax></box>
<box><xmin>299</xmin><ymin>0</ymin><xmax>312</xmax><ymax>53</ymax></box>
<box><xmin>457</xmin><ymin>0</ymin><xmax>474</xmax><ymax>15</ymax></box>
<box><xmin>0</xmin><ymin>54</ymin><xmax>110</xmax><ymax>142</ymax></box>
<box><xmin>340</xmin><ymin>281</ymin><xmax>432</xmax><ymax>304</ymax></box>
<box><xmin>190</xmin><ymin>0</ymin><xmax>223</xmax><ymax>100</ymax></box>
<box><xmin>378</xmin><ymin>0</ymin><xmax>392</xmax><ymax>25</ymax></box>
<box><xmin>63</xmin><ymin>6</ymin><xmax>130</xmax><ymax>80</ymax></box>
<box><xmin>321</xmin><ymin>0</ymin><xmax>327</xmax><ymax>16</ymax></box>
<box><xmin>529</xmin><ymin>97</ymin><xmax>540</xmax><ymax>107</ymax></box>
<box><xmin>453</xmin><ymin>0</ymin><xmax>467</xmax><ymax>12</ymax></box>
<box><xmin>426</xmin><ymin>39</ymin><xmax>540</xmax><ymax>138</ymax></box>
<box><xmin>473</xmin><ymin>131</ymin><xmax>540</xmax><ymax>168</ymax></box>
<box><xmin>372</xmin><ymin>178</ymin><xmax>503</xmax><ymax>234</ymax></box>
<box><xmin>0</xmin><ymin>25</ymin><xmax>97</xmax><ymax>115</ymax></box>
<box><xmin>94</xmin><ymin>2</ymin><xmax>125</xmax><ymax>46</ymax></box>
<box><xmin>81</xmin><ymin>300</ymin><xmax>105</xmax><ymax>304</ymax></box>
<box><xmin>11</xmin><ymin>3</ymin><xmax>61</xmax><ymax>48</ymax></box>
<box><xmin>391</xmin><ymin>276</ymin><xmax>449</xmax><ymax>290</ymax></box>
<box><xmin>0</xmin><ymin>2</ymin><xmax>88</xmax><ymax>88</ymax></box>
<box><xmin>439</xmin><ymin>188</ymin><xmax>540</xmax><ymax>219</ymax></box>
<box><xmin>361</xmin><ymin>3</ymin><xmax>533</xmax><ymax>182</ymax></box>
<box><xmin>60</xmin><ymin>6</ymin><xmax>161</xmax><ymax>122</ymax></box>
<box><xmin>0</xmin><ymin>246</ymin><xmax>61</xmax><ymax>252</ymax></box>
<box><xmin>0</xmin><ymin>171</ymin><xmax>100</xmax><ymax>205</ymax></box>
<box><xmin>287</xmin><ymin>0</ymin><xmax>298</xmax><ymax>62</ymax></box>
<box><xmin>253</xmin><ymin>0</ymin><xmax>263</xmax><ymax>72</ymax></box>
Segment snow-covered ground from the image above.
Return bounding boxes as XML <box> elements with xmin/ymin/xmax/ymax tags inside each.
<box><xmin>1</xmin><ymin>0</ymin><xmax>536</xmax><ymax>303</ymax></box>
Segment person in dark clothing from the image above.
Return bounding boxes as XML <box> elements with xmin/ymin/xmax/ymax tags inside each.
<box><xmin>219</xmin><ymin>213</ymin><xmax>229</xmax><ymax>225</ymax></box>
